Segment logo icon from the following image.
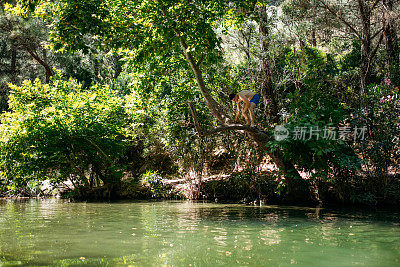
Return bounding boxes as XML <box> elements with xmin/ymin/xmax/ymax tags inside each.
<box><xmin>274</xmin><ymin>125</ymin><xmax>289</xmax><ymax>141</ymax></box>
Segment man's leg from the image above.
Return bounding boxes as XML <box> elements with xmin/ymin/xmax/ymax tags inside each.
<box><xmin>249</xmin><ymin>103</ymin><xmax>256</xmax><ymax>127</ymax></box>
<box><xmin>241</xmin><ymin>102</ymin><xmax>250</xmax><ymax>125</ymax></box>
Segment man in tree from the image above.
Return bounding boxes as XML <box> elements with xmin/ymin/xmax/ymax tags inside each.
<box><xmin>229</xmin><ymin>90</ymin><xmax>260</xmax><ymax>127</ymax></box>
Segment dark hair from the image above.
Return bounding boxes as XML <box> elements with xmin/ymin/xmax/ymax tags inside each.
<box><xmin>229</xmin><ymin>93</ymin><xmax>236</xmax><ymax>101</ymax></box>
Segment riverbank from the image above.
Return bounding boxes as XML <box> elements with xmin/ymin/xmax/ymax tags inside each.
<box><xmin>2</xmin><ymin>171</ymin><xmax>400</xmax><ymax>209</ymax></box>
<box><xmin>168</xmin><ymin>172</ymin><xmax>400</xmax><ymax>208</ymax></box>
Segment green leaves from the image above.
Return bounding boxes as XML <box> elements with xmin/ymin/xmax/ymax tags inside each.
<box><xmin>16</xmin><ymin>0</ymin><xmax>40</xmax><ymax>12</ymax></box>
<box><xmin>19</xmin><ymin>0</ymin><xmax>258</xmax><ymax>74</ymax></box>
<box><xmin>0</xmin><ymin>77</ymin><xmax>131</xmax><ymax>188</ymax></box>
<box><xmin>270</xmin><ymin>45</ymin><xmax>361</xmax><ymax>180</ymax></box>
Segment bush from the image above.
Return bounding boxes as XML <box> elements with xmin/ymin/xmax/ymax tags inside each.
<box><xmin>0</xmin><ymin>77</ymin><xmax>132</xmax><ymax>194</ymax></box>
<box><xmin>270</xmin><ymin>45</ymin><xmax>361</xmax><ymax>181</ymax></box>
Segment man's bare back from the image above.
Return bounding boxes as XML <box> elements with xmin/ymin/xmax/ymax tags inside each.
<box><xmin>237</xmin><ymin>90</ymin><xmax>256</xmax><ymax>101</ymax></box>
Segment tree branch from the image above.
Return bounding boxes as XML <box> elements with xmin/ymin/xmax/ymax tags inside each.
<box><xmin>369</xmin><ymin>32</ymin><xmax>384</xmax><ymax>62</ymax></box>
<box><xmin>316</xmin><ymin>0</ymin><xmax>361</xmax><ymax>39</ymax></box>
<box><xmin>159</xmin><ymin>5</ymin><xmax>230</xmax><ymax>125</ymax></box>
<box><xmin>84</xmin><ymin>137</ymin><xmax>111</xmax><ymax>162</ymax></box>
<box><xmin>23</xmin><ymin>44</ymin><xmax>53</xmax><ymax>79</ymax></box>
<box><xmin>179</xmin><ymin>38</ymin><xmax>230</xmax><ymax>124</ymax></box>
<box><xmin>188</xmin><ymin>101</ymin><xmax>269</xmax><ymax>141</ymax></box>
<box><xmin>188</xmin><ymin>101</ymin><xmax>204</xmax><ymax>137</ymax></box>
<box><xmin>197</xmin><ymin>53</ymin><xmax>204</xmax><ymax>67</ymax></box>
<box><xmin>371</xmin><ymin>26</ymin><xmax>384</xmax><ymax>40</ymax></box>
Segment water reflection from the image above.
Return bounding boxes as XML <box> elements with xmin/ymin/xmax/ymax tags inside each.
<box><xmin>0</xmin><ymin>199</ymin><xmax>399</xmax><ymax>266</ymax></box>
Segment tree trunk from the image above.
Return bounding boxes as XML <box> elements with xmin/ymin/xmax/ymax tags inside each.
<box><xmin>268</xmin><ymin>149</ymin><xmax>312</xmax><ymax>201</ymax></box>
<box><xmin>24</xmin><ymin>45</ymin><xmax>53</xmax><ymax>83</ymax></box>
<box><xmin>248</xmin><ymin>132</ymin><xmax>312</xmax><ymax>203</ymax></box>
<box><xmin>358</xmin><ymin>0</ymin><xmax>371</xmax><ymax>100</ymax></box>
<box><xmin>113</xmin><ymin>54</ymin><xmax>123</xmax><ymax>79</ymax></box>
<box><xmin>383</xmin><ymin>0</ymin><xmax>398</xmax><ymax>85</ymax></box>
<box><xmin>10</xmin><ymin>44</ymin><xmax>17</xmax><ymax>83</ymax></box>
<box><xmin>311</xmin><ymin>29</ymin><xmax>317</xmax><ymax>47</ymax></box>
<box><xmin>260</xmin><ymin>58</ymin><xmax>279</xmax><ymax>123</ymax></box>
<box><xmin>258</xmin><ymin>6</ymin><xmax>279</xmax><ymax>124</ymax></box>
<box><xmin>42</xmin><ymin>49</ymin><xmax>50</xmax><ymax>83</ymax></box>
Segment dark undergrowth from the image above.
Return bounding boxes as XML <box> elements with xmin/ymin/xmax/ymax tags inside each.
<box><xmin>3</xmin><ymin>172</ymin><xmax>400</xmax><ymax>209</ymax></box>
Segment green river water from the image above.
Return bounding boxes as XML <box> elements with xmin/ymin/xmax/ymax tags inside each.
<box><xmin>0</xmin><ymin>199</ymin><xmax>399</xmax><ymax>266</ymax></box>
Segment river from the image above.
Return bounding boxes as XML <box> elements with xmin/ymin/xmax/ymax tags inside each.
<box><xmin>0</xmin><ymin>199</ymin><xmax>399</xmax><ymax>266</ymax></box>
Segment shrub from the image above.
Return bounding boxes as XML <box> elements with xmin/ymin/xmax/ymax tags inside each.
<box><xmin>0</xmin><ymin>77</ymin><xmax>132</xmax><ymax>193</ymax></box>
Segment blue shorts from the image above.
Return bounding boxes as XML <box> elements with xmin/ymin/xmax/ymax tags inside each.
<box><xmin>250</xmin><ymin>94</ymin><xmax>260</xmax><ymax>105</ymax></box>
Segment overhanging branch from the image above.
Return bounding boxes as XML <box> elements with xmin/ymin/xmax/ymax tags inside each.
<box><xmin>188</xmin><ymin>102</ymin><xmax>270</xmax><ymax>142</ymax></box>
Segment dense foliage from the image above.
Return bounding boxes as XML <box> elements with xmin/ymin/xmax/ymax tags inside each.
<box><xmin>0</xmin><ymin>0</ymin><xmax>399</xmax><ymax>205</ymax></box>
<box><xmin>0</xmin><ymin>77</ymin><xmax>132</xmax><ymax>195</ymax></box>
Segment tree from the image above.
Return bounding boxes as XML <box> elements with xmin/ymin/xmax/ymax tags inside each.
<box><xmin>19</xmin><ymin>0</ymin><xmax>312</xmax><ymax>201</ymax></box>
<box><xmin>382</xmin><ymin>0</ymin><xmax>399</xmax><ymax>84</ymax></box>
<box><xmin>0</xmin><ymin>77</ymin><xmax>131</xmax><ymax>197</ymax></box>
<box><xmin>258</xmin><ymin>4</ymin><xmax>280</xmax><ymax>123</ymax></box>
<box><xmin>283</xmin><ymin>0</ymin><xmax>397</xmax><ymax>98</ymax></box>
<box><xmin>0</xmin><ymin>8</ymin><xmax>53</xmax><ymax>82</ymax></box>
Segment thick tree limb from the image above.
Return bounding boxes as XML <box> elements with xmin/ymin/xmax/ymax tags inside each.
<box><xmin>188</xmin><ymin>102</ymin><xmax>269</xmax><ymax>138</ymax></box>
<box><xmin>197</xmin><ymin>53</ymin><xmax>204</xmax><ymax>67</ymax></box>
<box><xmin>160</xmin><ymin>5</ymin><xmax>229</xmax><ymax>124</ymax></box>
<box><xmin>23</xmin><ymin>44</ymin><xmax>53</xmax><ymax>81</ymax></box>
<box><xmin>188</xmin><ymin>102</ymin><xmax>261</xmax><ymax>137</ymax></box>
<box><xmin>180</xmin><ymin>38</ymin><xmax>229</xmax><ymax>124</ymax></box>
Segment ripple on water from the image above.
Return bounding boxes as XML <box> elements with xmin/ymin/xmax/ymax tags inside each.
<box><xmin>0</xmin><ymin>199</ymin><xmax>400</xmax><ymax>266</ymax></box>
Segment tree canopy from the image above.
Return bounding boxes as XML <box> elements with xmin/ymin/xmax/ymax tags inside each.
<box><xmin>0</xmin><ymin>0</ymin><xmax>399</xmax><ymax>205</ymax></box>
